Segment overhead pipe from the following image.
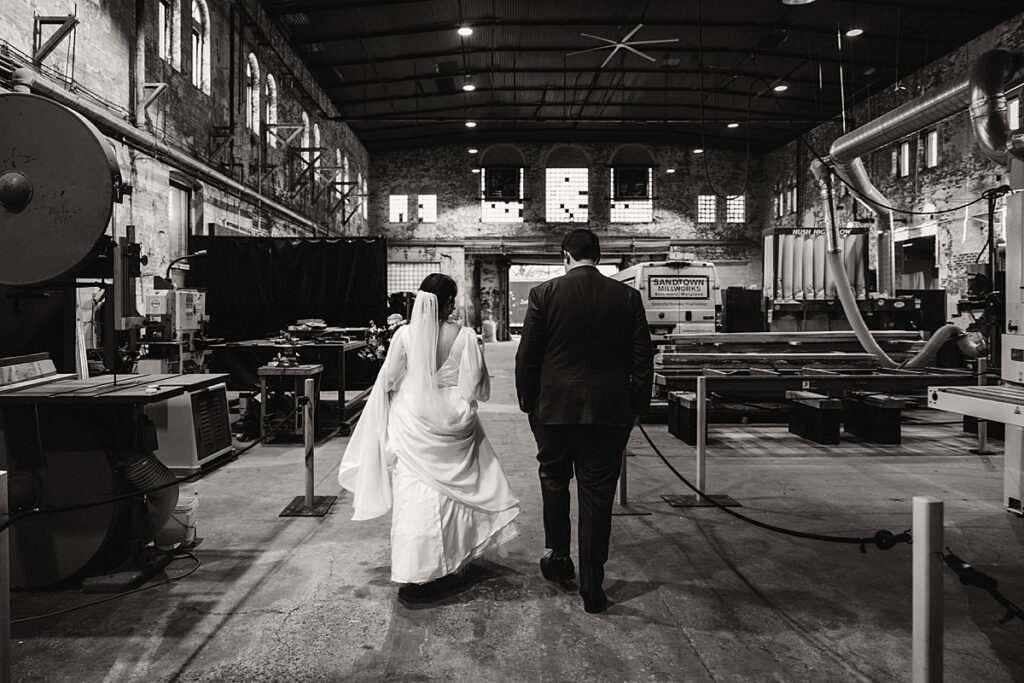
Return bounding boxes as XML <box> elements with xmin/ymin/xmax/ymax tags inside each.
<box><xmin>11</xmin><ymin>67</ymin><xmax>323</xmax><ymax>234</ymax></box>
<box><xmin>816</xmin><ymin>49</ymin><xmax>1024</xmax><ymax>368</ymax></box>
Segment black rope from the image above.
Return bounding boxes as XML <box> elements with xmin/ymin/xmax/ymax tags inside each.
<box><xmin>0</xmin><ymin>406</ymin><xmax>302</xmax><ymax>534</ymax></box>
<box><xmin>637</xmin><ymin>424</ymin><xmax>911</xmax><ymax>553</ymax></box>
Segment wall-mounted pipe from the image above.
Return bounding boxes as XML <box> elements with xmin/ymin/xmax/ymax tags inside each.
<box><xmin>970</xmin><ymin>50</ymin><xmax>1024</xmax><ymax>165</ymax></box>
<box><xmin>11</xmin><ymin>67</ymin><xmax>322</xmax><ymax>234</ymax></box>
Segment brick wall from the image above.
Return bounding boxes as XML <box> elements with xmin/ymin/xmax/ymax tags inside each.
<box><xmin>763</xmin><ymin>10</ymin><xmax>1024</xmax><ymax>323</ymax></box>
<box><xmin>0</xmin><ymin>0</ymin><xmax>370</xmax><ymax>301</ymax></box>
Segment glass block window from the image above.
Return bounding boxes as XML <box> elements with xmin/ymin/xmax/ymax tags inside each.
<box><xmin>697</xmin><ymin>194</ymin><xmax>717</xmax><ymax>223</ymax></box>
<box><xmin>610</xmin><ymin>168</ymin><xmax>653</xmax><ymax>223</ymax></box>
<box><xmin>1009</xmin><ymin>97</ymin><xmax>1020</xmax><ymax>131</ymax></box>
<box><xmin>726</xmin><ymin>195</ymin><xmax>745</xmax><ymax>223</ymax></box>
<box><xmin>480</xmin><ymin>168</ymin><xmax>524</xmax><ymax>223</ymax></box>
<box><xmin>546</xmin><ymin>168</ymin><xmax>589</xmax><ymax>223</ymax></box>
<box><xmin>417</xmin><ymin>194</ymin><xmax>437</xmax><ymax>223</ymax></box>
<box><xmin>389</xmin><ymin>194</ymin><xmax>408</xmax><ymax>223</ymax></box>
<box><xmin>924</xmin><ymin>129</ymin><xmax>939</xmax><ymax>168</ymax></box>
<box><xmin>388</xmin><ymin>262</ymin><xmax>439</xmax><ymax>295</ymax></box>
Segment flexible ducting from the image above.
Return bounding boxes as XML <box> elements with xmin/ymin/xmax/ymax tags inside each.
<box><xmin>815</xmin><ymin>49</ymin><xmax>1024</xmax><ymax>367</ymax></box>
<box><xmin>119</xmin><ymin>454</ymin><xmax>179</xmax><ymax>540</ymax></box>
<box><xmin>11</xmin><ymin>67</ymin><xmax>324</xmax><ymax>234</ymax></box>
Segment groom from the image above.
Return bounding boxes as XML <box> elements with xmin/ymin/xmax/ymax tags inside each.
<box><xmin>515</xmin><ymin>228</ymin><xmax>654</xmax><ymax>613</ymax></box>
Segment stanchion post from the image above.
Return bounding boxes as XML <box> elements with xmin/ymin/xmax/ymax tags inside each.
<box><xmin>912</xmin><ymin>496</ymin><xmax>943</xmax><ymax>683</ymax></box>
<box><xmin>0</xmin><ymin>470</ymin><xmax>10</xmax><ymax>683</ymax></box>
<box><xmin>971</xmin><ymin>358</ymin><xmax>994</xmax><ymax>455</ymax></box>
<box><xmin>696</xmin><ymin>375</ymin><xmax>707</xmax><ymax>502</ymax></box>
<box><xmin>304</xmin><ymin>377</ymin><xmax>315</xmax><ymax>508</ymax></box>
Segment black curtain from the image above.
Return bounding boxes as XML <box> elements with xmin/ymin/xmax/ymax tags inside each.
<box><xmin>187</xmin><ymin>236</ymin><xmax>387</xmax><ymax>341</ymax></box>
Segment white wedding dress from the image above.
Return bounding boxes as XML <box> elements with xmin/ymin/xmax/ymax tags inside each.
<box><xmin>337</xmin><ymin>292</ymin><xmax>520</xmax><ymax>584</ymax></box>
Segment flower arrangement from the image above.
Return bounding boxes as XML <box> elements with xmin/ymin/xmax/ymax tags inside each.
<box><xmin>359</xmin><ymin>313</ymin><xmax>407</xmax><ymax>362</ymax></box>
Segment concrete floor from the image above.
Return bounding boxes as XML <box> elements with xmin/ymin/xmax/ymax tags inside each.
<box><xmin>11</xmin><ymin>340</ymin><xmax>1024</xmax><ymax>682</ymax></box>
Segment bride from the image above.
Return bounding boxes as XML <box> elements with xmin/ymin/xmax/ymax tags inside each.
<box><xmin>337</xmin><ymin>273</ymin><xmax>520</xmax><ymax>599</ymax></box>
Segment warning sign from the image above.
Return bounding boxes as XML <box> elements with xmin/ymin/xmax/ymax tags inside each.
<box><xmin>648</xmin><ymin>275</ymin><xmax>710</xmax><ymax>300</ymax></box>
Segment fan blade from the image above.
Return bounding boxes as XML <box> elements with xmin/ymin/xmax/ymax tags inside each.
<box><xmin>621</xmin><ymin>44</ymin><xmax>657</xmax><ymax>62</ymax></box>
<box><xmin>600</xmin><ymin>45</ymin><xmax>623</xmax><ymax>69</ymax></box>
<box><xmin>621</xmin><ymin>24</ymin><xmax>644</xmax><ymax>42</ymax></box>
<box><xmin>579</xmin><ymin>32</ymin><xmax>619</xmax><ymax>45</ymax></box>
<box><xmin>566</xmin><ymin>45</ymin><xmax>615</xmax><ymax>57</ymax></box>
<box><xmin>626</xmin><ymin>38</ymin><xmax>681</xmax><ymax>46</ymax></box>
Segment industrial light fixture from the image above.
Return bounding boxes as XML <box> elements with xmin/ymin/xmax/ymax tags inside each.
<box><xmin>471</xmin><ymin>168</ymin><xmax>481</xmax><ymax>174</ymax></box>
<box><xmin>845</xmin><ymin>28</ymin><xmax>864</xmax><ymax>37</ymax></box>
<box><xmin>727</xmin><ymin>122</ymin><xmax>740</xmax><ymax>129</ymax></box>
<box><xmin>468</xmin><ymin>148</ymin><xmax>479</xmax><ymax>154</ymax></box>
<box><xmin>781</xmin><ymin>0</ymin><xmax>817</xmax><ymax>5</ymax></box>
<box><xmin>457</xmin><ymin>26</ymin><xmax>473</xmax><ymax>37</ymax></box>
<box><xmin>773</xmin><ymin>83</ymin><xmax>789</xmax><ymax>92</ymax></box>
<box><xmin>666</xmin><ymin>168</ymin><xmax>676</xmax><ymax>174</ymax></box>
<box><xmin>462</xmin><ymin>82</ymin><xmax>476</xmax><ymax>92</ymax></box>
<box><xmin>465</xmin><ymin>121</ymin><xmax>477</xmax><ymax>128</ymax></box>
<box><xmin>693</xmin><ymin>148</ymin><xmax>704</xmax><ymax>154</ymax></box>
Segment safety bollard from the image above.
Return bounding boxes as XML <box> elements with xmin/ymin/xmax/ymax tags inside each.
<box><xmin>0</xmin><ymin>471</ymin><xmax>10</xmax><ymax>683</ymax></box>
<box><xmin>696</xmin><ymin>375</ymin><xmax>707</xmax><ymax>501</ymax></box>
<box><xmin>280</xmin><ymin>379</ymin><xmax>337</xmax><ymax>517</ymax></box>
<box><xmin>912</xmin><ymin>496</ymin><xmax>943</xmax><ymax>683</ymax></box>
<box><xmin>971</xmin><ymin>358</ymin><xmax>995</xmax><ymax>455</ymax></box>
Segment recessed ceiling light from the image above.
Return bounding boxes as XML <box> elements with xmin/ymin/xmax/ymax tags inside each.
<box><xmin>457</xmin><ymin>26</ymin><xmax>473</xmax><ymax>37</ymax></box>
<box><xmin>693</xmin><ymin>148</ymin><xmax>704</xmax><ymax>154</ymax></box>
<box><xmin>845</xmin><ymin>28</ymin><xmax>864</xmax><ymax>37</ymax></box>
<box><xmin>462</xmin><ymin>83</ymin><xmax>476</xmax><ymax>92</ymax></box>
<box><xmin>727</xmin><ymin>122</ymin><xmax>740</xmax><ymax>129</ymax></box>
<box><xmin>468</xmin><ymin>148</ymin><xmax>478</xmax><ymax>154</ymax></box>
<box><xmin>465</xmin><ymin>121</ymin><xmax>477</xmax><ymax>128</ymax></box>
<box><xmin>781</xmin><ymin>0</ymin><xmax>817</xmax><ymax>5</ymax></box>
<box><xmin>666</xmin><ymin>168</ymin><xmax>676</xmax><ymax>174</ymax></box>
<box><xmin>773</xmin><ymin>83</ymin><xmax>789</xmax><ymax>92</ymax></box>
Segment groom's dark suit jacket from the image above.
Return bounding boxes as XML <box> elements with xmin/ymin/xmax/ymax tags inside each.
<box><xmin>515</xmin><ymin>265</ymin><xmax>654</xmax><ymax>426</ymax></box>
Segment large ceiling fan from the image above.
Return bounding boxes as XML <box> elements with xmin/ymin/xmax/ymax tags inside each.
<box><xmin>566</xmin><ymin>24</ymin><xmax>680</xmax><ymax>69</ymax></box>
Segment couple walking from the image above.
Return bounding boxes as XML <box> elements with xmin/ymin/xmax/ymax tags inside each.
<box><xmin>338</xmin><ymin>229</ymin><xmax>654</xmax><ymax>613</ymax></box>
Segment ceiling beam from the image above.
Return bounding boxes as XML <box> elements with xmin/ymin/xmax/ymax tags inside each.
<box><xmin>334</xmin><ymin>84</ymin><xmax>842</xmax><ymax>108</ymax></box>
<box><xmin>288</xmin><ymin>19</ymin><xmax>956</xmax><ymax>49</ymax></box>
<box><xmin>328</xmin><ymin>65</ymin><xmax>851</xmax><ymax>90</ymax></box>
<box><xmin>311</xmin><ymin>45</ymin><xmax>904</xmax><ymax>71</ymax></box>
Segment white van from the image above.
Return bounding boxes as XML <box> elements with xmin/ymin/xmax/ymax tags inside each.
<box><xmin>611</xmin><ymin>260</ymin><xmax>721</xmax><ymax>337</ymax></box>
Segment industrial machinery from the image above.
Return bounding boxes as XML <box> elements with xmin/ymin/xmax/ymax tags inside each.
<box><xmin>139</xmin><ymin>287</ymin><xmax>211</xmax><ymax>373</ymax></box>
<box><xmin>805</xmin><ymin>49</ymin><xmax>1024</xmax><ymax>515</ymax></box>
<box><xmin>611</xmin><ymin>258</ymin><xmax>721</xmax><ymax>337</ymax></box>
<box><xmin>0</xmin><ymin>91</ymin><xmax>231</xmax><ymax>588</ymax></box>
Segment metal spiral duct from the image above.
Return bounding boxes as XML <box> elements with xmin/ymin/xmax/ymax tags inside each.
<box><xmin>118</xmin><ymin>454</ymin><xmax>180</xmax><ymax>540</ymax></box>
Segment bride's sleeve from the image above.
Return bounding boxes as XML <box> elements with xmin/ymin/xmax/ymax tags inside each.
<box><xmin>382</xmin><ymin>326</ymin><xmax>408</xmax><ymax>391</ymax></box>
<box><xmin>457</xmin><ymin>328</ymin><xmax>491</xmax><ymax>403</ymax></box>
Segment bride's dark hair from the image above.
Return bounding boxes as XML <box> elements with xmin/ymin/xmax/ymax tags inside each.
<box><xmin>419</xmin><ymin>273</ymin><xmax>457</xmax><ymax>319</ymax></box>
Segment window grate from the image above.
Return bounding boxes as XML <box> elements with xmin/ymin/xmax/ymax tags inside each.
<box><xmin>388</xmin><ymin>262</ymin><xmax>439</xmax><ymax>295</ymax></box>
<box><xmin>697</xmin><ymin>194</ymin><xmax>717</xmax><ymax>223</ymax></box>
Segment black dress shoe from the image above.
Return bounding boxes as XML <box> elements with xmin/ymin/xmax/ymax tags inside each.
<box><xmin>539</xmin><ymin>552</ymin><xmax>576</xmax><ymax>581</ymax></box>
<box><xmin>581</xmin><ymin>588</ymin><xmax>608</xmax><ymax>614</ymax></box>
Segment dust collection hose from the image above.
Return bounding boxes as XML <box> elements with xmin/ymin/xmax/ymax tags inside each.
<box><xmin>811</xmin><ymin>160</ymin><xmax>984</xmax><ymax>369</ymax></box>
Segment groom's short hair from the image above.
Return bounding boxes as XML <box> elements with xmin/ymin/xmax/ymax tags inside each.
<box><xmin>562</xmin><ymin>229</ymin><xmax>601</xmax><ymax>263</ymax></box>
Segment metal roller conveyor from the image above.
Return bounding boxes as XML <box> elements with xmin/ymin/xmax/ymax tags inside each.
<box><xmin>928</xmin><ymin>385</ymin><xmax>1024</xmax><ymax>428</ymax></box>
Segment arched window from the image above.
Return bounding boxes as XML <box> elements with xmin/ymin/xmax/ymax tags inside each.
<box><xmin>158</xmin><ymin>0</ymin><xmax>181</xmax><ymax>69</ymax></box>
<box><xmin>312</xmin><ymin>123</ymin><xmax>322</xmax><ymax>177</ymax></box>
<box><xmin>333</xmin><ymin>149</ymin><xmax>342</xmax><ymax>200</ymax></box>
<box><xmin>479</xmin><ymin>144</ymin><xmax>525</xmax><ymax>224</ymax></box>
<box><xmin>245</xmin><ymin>53</ymin><xmax>260</xmax><ymax>134</ymax></box>
<box><xmin>265</xmin><ymin>74</ymin><xmax>278</xmax><ymax>147</ymax></box>
<box><xmin>545</xmin><ymin>146</ymin><xmax>589</xmax><ymax>223</ymax></box>
<box><xmin>609</xmin><ymin>144</ymin><xmax>655</xmax><ymax>223</ymax></box>
<box><xmin>343</xmin><ymin>155</ymin><xmax>350</xmax><ymax>213</ymax></box>
<box><xmin>190</xmin><ymin>0</ymin><xmax>210</xmax><ymax>93</ymax></box>
<box><xmin>299</xmin><ymin>111</ymin><xmax>310</xmax><ymax>165</ymax></box>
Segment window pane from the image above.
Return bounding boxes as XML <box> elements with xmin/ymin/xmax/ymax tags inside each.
<box><xmin>546</xmin><ymin>168</ymin><xmax>589</xmax><ymax>223</ymax></box>
<box><xmin>899</xmin><ymin>141</ymin><xmax>911</xmax><ymax>177</ymax></box>
<box><xmin>697</xmin><ymin>194</ymin><xmax>716</xmax><ymax>223</ymax></box>
<box><xmin>418</xmin><ymin>194</ymin><xmax>437</xmax><ymax>223</ymax></box>
<box><xmin>726</xmin><ymin>195</ymin><xmax>745</xmax><ymax>223</ymax></box>
<box><xmin>610</xmin><ymin>168</ymin><xmax>653</xmax><ymax>223</ymax></box>
<box><xmin>480</xmin><ymin>168</ymin><xmax>524</xmax><ymax>223</ymax></box>
<box><xmin>925</xmin><ymin>130</ymin><xmax>939</xmax><ymax>168</ymax></box>
<box><xmin>389</xmin><ymin>194</ymin><xmax>408</xmax><ymax>223</ymax></box>
<box><xmin>158</xmin><ymin>1</ymin><xmax>168</xmax><ymax>59</ymax></box>
<box><xmin>1010</xmin><ymin>97</ymin><xmax>1021</xmax><ymax>131</ymax></box>
<box><xmin>388</xmin><ymin>262</ymin><xmax>439</xmax><ymax>296</ymax></box>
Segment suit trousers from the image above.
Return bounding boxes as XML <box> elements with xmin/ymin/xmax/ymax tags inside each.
<box><xmin>529</xmin><ymin>416</ymin><xmax>632</xmax><ymax>595</ymax></box>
